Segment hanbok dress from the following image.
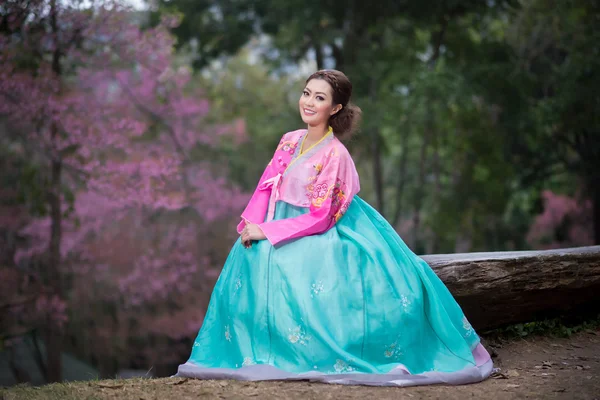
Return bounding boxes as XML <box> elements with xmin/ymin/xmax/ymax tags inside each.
<box><xmin>176</xmin><ymin>127</ymin><xmax>493</xmax><ymax>386</ymax></box>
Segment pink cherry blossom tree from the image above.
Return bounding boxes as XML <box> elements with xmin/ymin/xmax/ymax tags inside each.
<box><xmin>1</xmin><ymin>0</ymin><xmax>247</xmax><ymax>381</ymax></box>
<box><xmin>526</xmin><ymin>190</ymin><xmax>593</xmax><ymax>249</ymax></box>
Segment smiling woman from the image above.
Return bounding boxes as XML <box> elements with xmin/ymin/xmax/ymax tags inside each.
<box><xmin>300</xmin><ymin>70</ymin><xmax>361</xmax><ymax>143</ymax></box>
<box><xmin>176</xmin><ymin>69</ymin><xmax>493</xmax><ymax>387</ymax></box>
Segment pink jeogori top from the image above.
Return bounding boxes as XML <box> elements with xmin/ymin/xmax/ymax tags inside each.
<box><xmin>237</xmin><ymin>128</ymin><xmax>361</xmax><ymax>246</ymax></box>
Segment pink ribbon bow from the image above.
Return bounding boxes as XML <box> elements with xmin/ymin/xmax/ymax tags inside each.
<box><xmin>258</xmin><ymin>173</ymin><xmax>283</xmax><ymax>222</ymax></box>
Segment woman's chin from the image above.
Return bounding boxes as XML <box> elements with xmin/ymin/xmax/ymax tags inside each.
<box><xmin>300</xmin><ymin>116</ymin><xmax>325</xmax><ymax>126</ymax></box>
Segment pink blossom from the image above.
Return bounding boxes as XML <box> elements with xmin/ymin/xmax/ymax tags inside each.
<box><xmin>526</xmin><ymin>190</ymin><xmax>593</xmax><ymax>249</ymax></box>
<box><xmin>1</xmin><ymin>1</ymin><xmax>250</xmax><ymax>368</ymax></box>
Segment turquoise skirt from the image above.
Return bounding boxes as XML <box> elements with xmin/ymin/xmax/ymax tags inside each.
<box><xmin>176</xmin><ymin>196</ymin><xmax>492</xmax><ymax>386</ymax></box>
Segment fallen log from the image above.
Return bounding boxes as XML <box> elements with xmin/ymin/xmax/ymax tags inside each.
<box><xmin>422</xmin><ymin>246</ymin><xmax>600</xmax><ymax>330</ymax></box>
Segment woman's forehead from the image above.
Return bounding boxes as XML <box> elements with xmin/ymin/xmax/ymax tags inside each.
<box><xmin>305</xmin><ymin>79</ymin><xmax>333</xmax><ymax>95</ymax></box>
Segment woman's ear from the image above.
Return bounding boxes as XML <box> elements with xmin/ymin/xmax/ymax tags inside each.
<box><xmin>330</xmin><ymin>104</ymin><xmax>342</xmax><ymax>116</ymax></box>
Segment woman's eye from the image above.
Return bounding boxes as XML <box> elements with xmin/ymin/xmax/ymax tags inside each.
<box><xmin>303</xmin><ymin>91</ymin><xmax>309</xmax><ymax>96</ymax></box>
<box><xmin>317</xmin><ymin>96</ymin><xmax>324</xmax><ymax>101</ymax></box>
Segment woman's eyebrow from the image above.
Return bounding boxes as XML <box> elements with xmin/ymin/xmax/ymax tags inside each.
<box><xmin>305</xmin><ymin>88</ymin><xmax>327</xmax><ymax>96</ymax></box>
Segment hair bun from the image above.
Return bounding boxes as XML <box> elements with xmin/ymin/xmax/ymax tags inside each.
<box><xmin>331</xmin><ymin>103</ymin><xmax>362</xmax><ymax>140</ymax></box>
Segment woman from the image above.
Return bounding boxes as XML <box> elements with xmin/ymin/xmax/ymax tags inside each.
<box><xmin>176</xmin><ymin>70</ymin><xmax>493</xmax><ymax>386</ymax></box>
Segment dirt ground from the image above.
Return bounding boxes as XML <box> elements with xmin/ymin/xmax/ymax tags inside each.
<box><xmin>2</xmin><ymin>329</ymin><xmax>599</xmax><ymax>400</ymax></box>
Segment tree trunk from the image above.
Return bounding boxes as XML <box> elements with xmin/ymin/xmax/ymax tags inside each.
<box><xmin>368</xmin><ymin>77</ymin><xmax>384</xmax><ymax>214</ymax></box>
<box><xmin>31</xmin><ymin>330</ymin><xmax>49</xmax><ymax>382</ymax></box>
<box><xmin>412</xmin><ymin>111</ymin><xmax>431</xmax><ymax>252</ymax></box>
<box><xmin>45</xmin><ymin>140</ymin><xmax>63</xmax><ymax>384</ymax></box>
<box><xmin>592</xmin><ymin>178</ymin><xmax>600</xmax><ymax>245</ymax></box>
<box><xmin>431</xmin><ymin>128</ymin><xmax>441</xmax><ymax>253</ymax></box>
<box><xmin>422</xmin><ymin>246</ymin><xmax>600</xmax><ymax>330</ymax></box>
<box><xmin>45</xmin><ymin>0</ymin><xmax>63</xmax><ymax>383</ymax></box>
<box><xmin>313</xmin><ymin>42</ymin><xmax>324</xmax><ymax>70</ymax></box>
<box><xmin>371</xmin><ymin>130</ymin><xmax>384</xmax><ymax>213</ymax></box>
<box><xmin>9</xmin><ymin>345</ymin><xmax>31</xmax><ymax>384</ymax></box>
<box><xmin>392</xmin><ymin>126</ymin><xmax>410</xmax><ymax>227</ymax></box>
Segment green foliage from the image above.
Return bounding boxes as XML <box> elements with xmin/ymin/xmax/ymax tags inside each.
<box><xmin>156</xmin><ymin>0</ymin><xmax>598</xmax><ymax>251</ymax></box>
<box><xmin>0</xmin><ymin>145</ymin><xmax>48</xmax><ymax>217</ymax></box>
<box><xmin>196</xmin><ymin>50</ymin><xmax>301</xmax><ymax>188</ymax></box>
<box><xmin>0</xmin><ymin>144</ymin><xmax>78</xmax><ymax>219</ymax></box>
<box><xmin>484</xmin><ymin>314</ymin><xmax>600</xmax><ymax>340</ymax></box>
<box><xmin>150</xmin><ymin>0</ymin><xmax>257</xmax><ymax>69</ymax></box>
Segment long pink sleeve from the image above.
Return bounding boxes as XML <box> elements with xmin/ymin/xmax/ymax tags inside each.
<box><xmin>236</xmin><ymin>131</ymin><xmax>302</xmax><ymax>234</ymax></box>
<box><xmin>236</xmin><ymin>159</ymin><xmax>275</xmax><ymax>234</ymax></box>
<box><xmin>258</xmin><ymin>148</ymin><xmax>359</xmax><ymax>246</ymax></box>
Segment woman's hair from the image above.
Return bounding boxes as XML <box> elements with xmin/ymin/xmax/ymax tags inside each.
<box><xmin>305</xmin><ymin>69</ymin><xmax>362</xmax><ymax>140</ymax></box>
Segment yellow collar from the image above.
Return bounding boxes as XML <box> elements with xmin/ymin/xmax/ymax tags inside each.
<box><xmin>299</xmin><ymin>126</ymin><xmax>333</xmax><ymax>155</ymax></box>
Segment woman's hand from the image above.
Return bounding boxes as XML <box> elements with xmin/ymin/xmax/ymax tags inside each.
<box><xmin>241</xmin><ymin>222</ymin><xmax>266</xmax><ymax>244</ymax></box>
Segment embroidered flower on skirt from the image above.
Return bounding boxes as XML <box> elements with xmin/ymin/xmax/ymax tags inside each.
<box><xmin>310</xmin><ymin>281</ymin><xmax>324</xmax><ymax>297</ymax></box>
<box><xmin>384</xmin><ymin>341</ymin><xmax>404</xmax><ymax>360</ymax></box>
<box><xmin>287</xmin><ymin>325</ymin><xmax>311</xmax><ymax>345</ymax></box>
<box><xmin>224</xmin><ymin>325</ymin><xmax>232</xmax><ymax>342</ymax></box>
<box><xmin>333</xmin><ymin>359</ymin><xmax>355</xmax><ymax>373</ymax></box>
<box><xmin>462</xmin><ymin>317</ymin><xmax>474</xmax><ymax>337</ymax></box>
<box><xmin>242</xmin><ymin>357</ymin><xmax>255</xmax><ymax>366</ymax></box>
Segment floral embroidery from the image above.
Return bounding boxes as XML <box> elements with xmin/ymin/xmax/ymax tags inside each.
<box><xmin>400</xmin><ymin>294</ymin><xmax>411</xmax><ymax>312</ymax></box>
<box><xmin>308</xmin><ymin>178</ymin><xmax>349</xmax><ymax>211</ymax></box>
<box><xmin>334</xmin><ymin>202</ymin><xmax>349</xmax><ymax>222</ymax></box>
<box><xmin>327</xmin><ymin>147</ymin><xmax>339</xmax><ymax>158</ymax></box>
<box><xmin>233</xmin><ymin>274</ymin><xmax>242</xmax><ymax>294</ymax></box>
<box><xmin>333</xmin><ymin>359</ymin><xmax>354</xmax><ymax>373</ymax></box>
<box><xmin>224</xmin><ymin>324</ymin><xmax>232</xmax><ymax>342</ymax></box>
<box><xmin>287</xmin><ymin>325</ymin><xmax>311</xmax><ymax>345</ymax></box>
<box><xmin>242</xmin><ymin>357</ymin><xmax>255</xmax><ymax>366</ymax></box>
<box><xmin>331</xmin><ymin>178</ymin><xmax>348</xmax><ymax>221</ymax></box>
<box><xmin>277</xmin><ymin>140</ymin><xmax>299</xmax><ymax>155</ymax></box>
<box><xmin>313</xmin><ymin>163</ymin><xmax>323</xmax><ymax>174</ymax></box>
<box><xmin>310</xmin><ymin>281</ymin><xmax>324</xmax><ymax>297</ymax></box>
<box><xmin>384</xmin><ymin>341</ymin><xmax>404</xmax><ymax>360</ymax></box>
<box><xmin>462</xmin><ymin>316</ymin><xmax>474</xmax><ymax>337</ymax></box>
<box><xmin>276</xmin><ymin>155</ymin><xmax>288</xmax><ymax>168</ymax></box>
<box><xmin>308</xmin><ymin>182</ymin><xmax>330</xmax><ymax>207</ymax></box>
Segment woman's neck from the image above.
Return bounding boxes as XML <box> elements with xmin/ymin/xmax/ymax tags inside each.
<box><xmin>306</xmin><ymin>123</ymin><xmax>329</xmax><ymax>141</ymax></box>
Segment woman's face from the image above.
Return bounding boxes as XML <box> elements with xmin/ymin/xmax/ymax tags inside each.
<box><xmin>299</xmin><ymin>79</ymin><xmax>342</xmax><ymax>127</ymax></box>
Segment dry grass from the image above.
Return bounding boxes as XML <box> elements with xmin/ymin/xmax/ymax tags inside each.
<box><xmin>2</xmin><ymin>330</ymin><xmax>599</xmax><ymax>400</ymax></box>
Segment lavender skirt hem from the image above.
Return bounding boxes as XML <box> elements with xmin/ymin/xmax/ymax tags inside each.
<box><xmin>175</xmin><ymin>361</ymin><xmax>493</xmax><ymax>387</ymax></box>
<box><xmin>175</xmin><ymin>343</ymin><xmax>493</xmax><ymax>387</ymax></box>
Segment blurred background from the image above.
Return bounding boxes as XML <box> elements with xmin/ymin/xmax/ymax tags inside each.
<box><xmin>0</xmin><ymin>0</ymin><xmax>598</xmax><ymax>386</ymax></box>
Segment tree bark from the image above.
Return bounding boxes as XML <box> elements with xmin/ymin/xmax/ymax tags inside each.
<box><xmin>45</xmin><ymin>138</ymin><xmax>64</xmax><ymax>383</ymax></box>
<box><xmin>45</xmin><ymin>0</ymin><xmax>63</xmax><ymax>383</ymax></box>
<box><xmin>313</xmin><ymin>42</ymin><xmax>323</xmax><ymax>70</ymax></box>
<box><xmin>422</xmin><ymin>246</ymin><xmax>600</xmax><ymax>330</ymax></box>
<box><xmin>412</xmin><ymin>108</ymin><xmax>431</xmax><ymax>251</ymax></box>
<box><xmin>392</xmin><ymin>127</ymin><xmax>410</xmax><ymax>227</ymax></box>
<box><xmin>430</xmin><ymin>127</ymin><xmax>442</xmax><ymax>253</ymax></box>
<box><xmin>591</xmin><ymin>178</ymin><xmax>600</xmax><ymax>245</ymax></box>
<box><xmin>371</xmin><ymin>132</ymin><xmax>384</xmax><ymax>213</ymax></box>
<box><xmin>368</xmin><ymin>77</ymin><xmax>384</xmax><ymax>214</ymax></box>
<box><xmin>31</xmin><ymin>330</ymin><xmax>49</xmax><ymax>382</ymax></box>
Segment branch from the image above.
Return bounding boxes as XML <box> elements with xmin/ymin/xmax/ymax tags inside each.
<box><xmin>31</xmin><ymin>329</ymin><xmax>48</xmax><ymax>381</ymax></box>
<box><xmin>312</xmin><ymin>39</ymin><xmax>324</xmax><ymax>70</ymax></box>
<box><xmin>392</xmin><ymin>124</ymin><xmax>411</xmax><ymax>226</ymax></box>
<box><xmin>331</xmin><ymin>42</ymin><xmax>344</xmax><ymax>70</ymax></box>
<box><xmin>115</xmin><ymin>78</ymin><xmax>191</xmax><ymax>163</ymax></box>
<box><xmin>0</xmin><ymin>295</ymin><xmax>38</xmax><ymax>309</ymax></box>
<box><xmin>427</xmin><ymin>5</ymin><xmax>450</xmax><ymax>68</ymax></box>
